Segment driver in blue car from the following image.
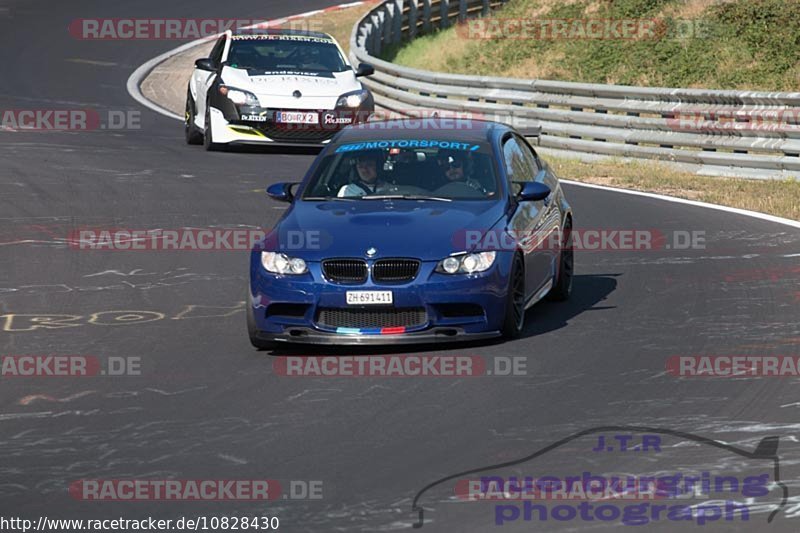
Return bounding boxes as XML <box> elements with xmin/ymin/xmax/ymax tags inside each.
<box><xmin>337</xmin><ymin>151</ymin><xmax>385</xmax><ymax>197</ymax></box>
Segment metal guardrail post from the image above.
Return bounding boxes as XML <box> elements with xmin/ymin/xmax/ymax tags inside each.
<box><xmin>440</xmin><ymin>0</ymin><xmax>450</xmax><ymax>29</ymax></box>
<box><xmin>408</xmin><ymin>0</ymin><xmax>418</xmax><ymax>40</ymax></box>
<box><xmin>421</xmin><ymin>0</ymin><xmax>432</xmax><ymax>33</ymax></box>
<box><xmin>382</xmin><ymin>3</ymin><xmax>393</xmax><ymax>45</ymax></box>
<box><xmin>370</xmin><ymin>12</ymin><xmax>382</xmax><ymax>55</ymax></box>
<box><xmin>393</xmin><ymin>0</ymin><xmax>404</xmax><ymax>43</ymax></box>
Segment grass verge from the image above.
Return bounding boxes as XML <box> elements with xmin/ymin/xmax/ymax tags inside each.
<box><xmin>549</xmin><ymin>156</ymin><xmax>800</xmax><ymax>221</ymax></box>
<box><xmin>389</xmin><ymin>0</ymin><xmax>800</xmax><ymax>91</ymax></box>
<box><xmin>311</xmin><ymin>1</ymin><xmax>376</xmax><ymax>55</ymax></box>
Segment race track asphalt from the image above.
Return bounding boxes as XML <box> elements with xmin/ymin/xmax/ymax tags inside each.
<box><xmin>1</xmin><ymin>0</ymin><xmax>799</xmax><ymax>531</ymax></box>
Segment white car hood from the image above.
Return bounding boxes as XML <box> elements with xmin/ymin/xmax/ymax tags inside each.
<box><xmin>221</xmin><ymin>66</ymin><xmax>361</xmax><ymax>98</ymax></box>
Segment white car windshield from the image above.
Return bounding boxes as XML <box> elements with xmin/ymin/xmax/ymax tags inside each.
<box><xmin>227</xmin><ymin>35</ymin><xmax>349</xmax><ymax>74</ymax></box>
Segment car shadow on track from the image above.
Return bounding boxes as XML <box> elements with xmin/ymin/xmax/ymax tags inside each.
<box><xmin>518</xmin><ymin>272</ymin><xmax>619</xmax><ymax>338</ymax></box>
<box><xmin>264</xmin><ymin>273</ymin><xmax>619</xmax><ymax>357</ymax></box>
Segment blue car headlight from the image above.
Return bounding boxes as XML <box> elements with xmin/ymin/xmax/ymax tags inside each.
<box><xmin>436</xmin><ymin>252</ymin><xmax>496</xmax><ymax>274</ymax></box>
<box><xmin>336</xmin><ymin>90</ymin><xmax>369</xmax><ymax>108</ymax></box>
<box><xmin>261</xmin><ymin>252</ymin><xmax>308</xmax><ymax>275</ymax></box>
<box><xmin>219</xmin><ymin>85</ymin><xmax>260</xmax><ymax>106</ymax></box>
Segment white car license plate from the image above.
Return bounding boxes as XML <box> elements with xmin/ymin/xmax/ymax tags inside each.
<box><xmin>346</xmin><ymin>291</ymin><xmax>393</xmax><ymax>305</ymax></box>
<box><xmin>276</xmin><ymin>111</ymin><xmax>318</xmax><ymax>124</ymax></box>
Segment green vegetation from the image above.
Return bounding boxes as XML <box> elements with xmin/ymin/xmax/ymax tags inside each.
<box><xmin>389</xmin><ymin>0</ymin><xmax>800</xmax><ymax>90</ymax></box>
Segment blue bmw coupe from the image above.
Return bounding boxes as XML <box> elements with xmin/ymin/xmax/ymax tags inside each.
<box><xmin>248</xmin><ymin>120</ymin><xmax>573</xmax><ymax>347</ymax></box>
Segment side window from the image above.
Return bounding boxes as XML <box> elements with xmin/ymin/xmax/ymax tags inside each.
<box><xmin>209</xmin><ymin>36</ymin><xmax>226</xmax><ymax>66</ymax></box>
<box><xmin>502</xmin><ymin>136</ymin><xmax>536</xmax><ymax>194</ymax></box>
<box><xmin>515</xmin><ymin>134</ymin><xmax>541</xmax><ymax>177</ymax></box>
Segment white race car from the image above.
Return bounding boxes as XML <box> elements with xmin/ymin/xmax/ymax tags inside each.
<box><xmin>185</xmin><ymin>29</ymin><xmax>374</xmax><ymax>149</ymax></box>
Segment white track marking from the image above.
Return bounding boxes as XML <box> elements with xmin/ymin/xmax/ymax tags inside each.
<box><xmin>562</xmin><ymin>180</ymin><xmax>800</xmax><ymax>230</ymax></box>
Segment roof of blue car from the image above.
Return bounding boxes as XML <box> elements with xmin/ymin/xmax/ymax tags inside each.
<box><xmin>334</xmin><ymin>119</ymin><xmax>508</xmax><ymax>144</ymax></box>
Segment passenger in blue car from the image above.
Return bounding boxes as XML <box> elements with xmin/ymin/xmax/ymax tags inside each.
<box><xmin>437</xmin><ymin>150</ymin><xmax>485</xmax><ymax>194</ymax></box>
<box><xmin>337</xmin><ymin>151</ymin><xmax>385</xmax><ymax>197</ymax></box>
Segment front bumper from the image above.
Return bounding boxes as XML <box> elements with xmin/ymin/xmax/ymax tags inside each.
<box><xmin>249</xmin><ymin>254</ymin><xmax>513</xmax><ymax>345</ymax></box>
<box><xmin>254</xmin><ymin>327</ymin><xmax>501</xmax><ymax>346</ymax></box>
<box><xmin>209</xmin><ymin>98</ymin><xmax>372</xmax><ymax>146</ymax></box>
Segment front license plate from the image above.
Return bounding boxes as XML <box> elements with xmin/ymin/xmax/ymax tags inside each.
<box><xmin>346</xmin><ymin>291</ymin><xmax>393</xmax><ymax>305</ymax></box>
<box><xmin>276</xmin><ymin>111</ymin><xmax>318</xmax><ymax>124</ymax></box>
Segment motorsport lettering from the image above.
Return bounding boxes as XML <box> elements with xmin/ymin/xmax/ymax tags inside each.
<box><xmin>336</xmin><ymin>140</ymin><xmax>481</xmax><ymax>152</ymax></box>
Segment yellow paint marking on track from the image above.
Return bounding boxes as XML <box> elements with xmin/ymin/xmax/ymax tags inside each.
<box><xmin>19</xmin><ymin>391</ymin><xmax>97</xmax><ymax>406</ymax></box>
<box><xmin>1</xmin><ymin>302</ymin><xmax>245</xmax><ymax>331</ymax></box>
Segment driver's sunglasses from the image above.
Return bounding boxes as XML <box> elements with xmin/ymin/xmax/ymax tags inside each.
<box><xmin>446</xmin><ymin>159</ymin><xmax>464</xmax><ymax>169</ymax></box>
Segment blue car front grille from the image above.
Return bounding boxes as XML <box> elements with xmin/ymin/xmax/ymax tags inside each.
<box><xmin>322</xmin><ymin>259</ymin><xmax>368</xmax><ymax>283</ymax></box>
<box><xmin>316</xmin><ymin>307</ymin><xmax>428</xmax><ymax>329</ymax></box>
<box><xmin>322</xmin><ymin>258</ymin><xmax>420</xmax><ymax>284</ymax></box>
<box><xmin>372</xmin><ymin>259</ymin><xmax>420</xmax><ymax>283</ymax></box>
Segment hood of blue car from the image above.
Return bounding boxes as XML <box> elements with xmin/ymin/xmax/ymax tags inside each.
<box><xmin>268</xmin><ymin>200</ymin><xmax>506</xmax><ymax>261</ymax></box>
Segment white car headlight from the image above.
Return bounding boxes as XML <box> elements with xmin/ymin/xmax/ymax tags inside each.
<box><xmin>336</xmin><ymin>90</ymin><xmax>369</xmax><ymax>108</ymax></box>
<box><xmin>219</xmin><ymin>85</ymin><xmax>259</xmax><ymax>106</ymax></box>
<box><xmin>436</xmin><ymin>252</ymin><xmax>496</xmax><ymax>274</ymax></box>
<box><xmin>261</xmin><ymin>252</ymin><xmax>308</xmax><ymax>275</ymax></box>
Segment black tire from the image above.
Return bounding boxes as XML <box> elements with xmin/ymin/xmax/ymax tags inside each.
<box><xmin>246</xmin><ymin>295</ymin><xmax>275</xmax><ymax>350</ymax></box>
<box><xmin>184</xmin><ymin>88</ymin><xmax>203</xmax><ymax>145</ymax></box>
<box><xmin>547</xmin><ymin>218</ymin><xmax>573</xmax><ymax>301</ymax></box>
<box><xmin>501</xmin><ymin>253</ymin><xmax>526</xmax><ymax>339</ymax></box>
<box><xmin>203</xmin><ymin>102</ymin><xmax>222</xmax><ymax>151</ymax></box>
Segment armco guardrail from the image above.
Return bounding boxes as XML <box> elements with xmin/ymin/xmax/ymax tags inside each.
<box><xmin>349</xmin><ymin>0</ymin><xmax>800</xmax><ymax>175</ymax></box>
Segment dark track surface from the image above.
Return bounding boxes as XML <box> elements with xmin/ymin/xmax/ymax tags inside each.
<box><xmin>1</xmin><ymin>0</ymin><xmax>799</xmax><ymax>531</ymax></box>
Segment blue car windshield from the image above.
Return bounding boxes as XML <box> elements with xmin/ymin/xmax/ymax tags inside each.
<box><xmin>302</xmin><ymin>140</ymin><xmax>499</xmax><ymax>200</ymax></box>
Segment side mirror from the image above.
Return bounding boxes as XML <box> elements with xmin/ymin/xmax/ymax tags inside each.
<box><xmin>355</xmin><ymin>63</ymin><xmax>375</xmax><ymax>77</ymax></box>
<box><xmin>195</xmin><ymin>58</ymin><xmax>217</xmax><ymax>71</ymax></box>
<box><xmin>517</xmin><ymin>181</ymin><xmax>551</xmax><ymax>202</ymax></box>
<box><xmin>266</xmin><ymin>182</ymin><xmax>297</xmax><ymax>202</ymax></box>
